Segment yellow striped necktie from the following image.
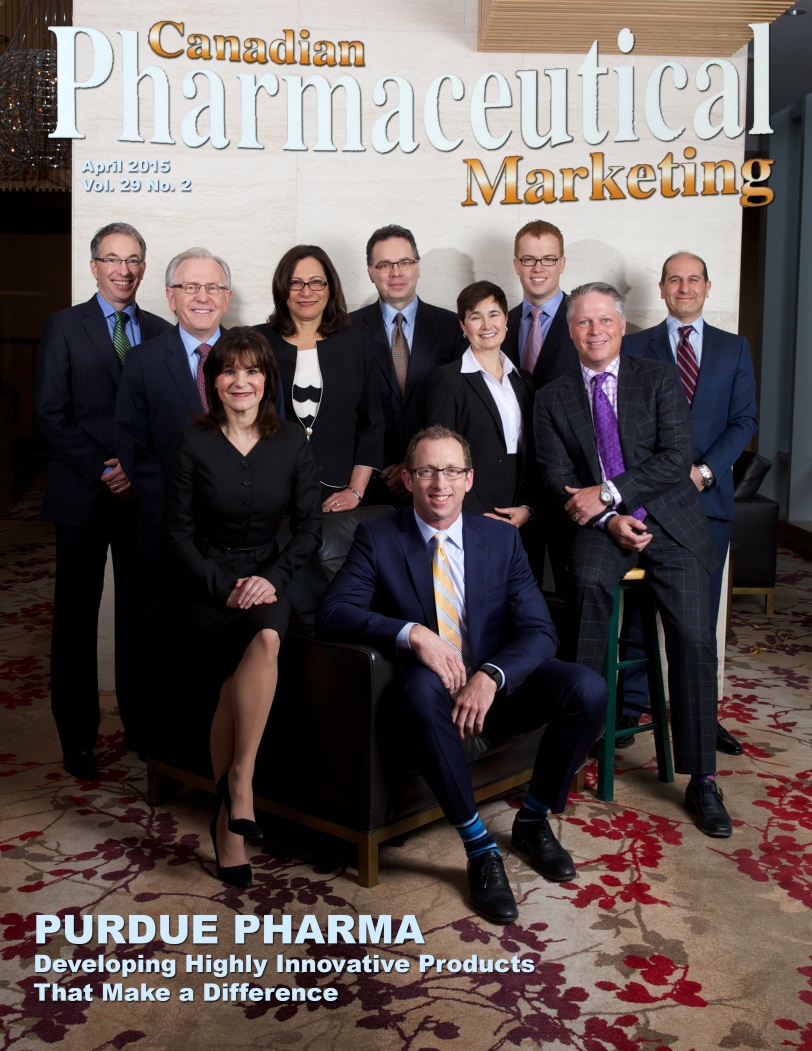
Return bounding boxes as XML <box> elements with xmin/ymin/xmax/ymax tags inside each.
<box><xmin>432</xmin><ymin>532</ymin><xmax>462</xmax><ymax>659</ymax></box>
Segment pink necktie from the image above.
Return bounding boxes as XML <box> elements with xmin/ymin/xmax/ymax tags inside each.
<box><xmin>676</xmin><ymin>325</ymin><xmax>699</xmax><ymax>404</ymax></box>
<box><xmin>522</xmin><ymin>307</ymin><xmax>542</xmax><ymax>373</ymax></box>
<box><xmin>196</xmin><ymin>343</ymin><xmax>211</xmax><ymax>412</ymax></box>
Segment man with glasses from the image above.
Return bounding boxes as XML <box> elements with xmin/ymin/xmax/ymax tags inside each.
<box><xmin>351</xmin><ymin>224</ymin><xmax>465</xmax><ymax>505</ymax></box>
<box><xmin>318</xmin><ymin>425</ymin><xmax>606</xmax><ymax>924</ymax></box>
<box><xmin>36</xmin><ymin>222</ymin><xmax>172</xmax><ymax>779</ymax></box>
<box><xmin>504</xmin><ymin>220</ymin><xmax>578</xmax><ymax>390</ymax></box>
<box><xmin>116</xmin><ymin>247</ymin><xmax>234</xmax><ymax>561</ymax></box>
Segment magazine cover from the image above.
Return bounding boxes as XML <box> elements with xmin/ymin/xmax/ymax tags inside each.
<box><xmin>2</xmin><ymin>3</ymin><xmax>810</xmax><ymax>1050</ymax></box>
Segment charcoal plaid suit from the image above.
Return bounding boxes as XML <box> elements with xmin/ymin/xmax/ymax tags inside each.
<box><xmin>534</xmin><ymin>355</ymin><xmax>719</xmax><ymax>773</ymax></box>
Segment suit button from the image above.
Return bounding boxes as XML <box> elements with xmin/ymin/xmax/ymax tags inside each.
<box><xmin>242</xmin><ymin>500</ymin><xmax>251</xmax><ymax>508</ymax></box>
<box><xmin>241</xmin><ymin>459</ymin><xmax>249</xmax><ymax>467</ymax></box>
<box><xmin>243</xmin><ymin>480</ymin><xmax>252</xmax><ymax>486</ymax></box>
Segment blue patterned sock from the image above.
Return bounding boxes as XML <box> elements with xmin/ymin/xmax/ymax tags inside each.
<box><xmin>456</xmin><ymin>813</ymin><xmax>498</xmax><ymax>859</ymax></box>
<box><xmin>517</xmin><ymin>792</ymin><xmax>550</xmax><ymax>824</ymax></box>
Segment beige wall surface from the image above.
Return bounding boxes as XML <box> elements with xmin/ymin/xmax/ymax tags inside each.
<box><xmin>68</xmin><ymin>1</ymin><xmax>754</xmax><ymax>330</ymax></box>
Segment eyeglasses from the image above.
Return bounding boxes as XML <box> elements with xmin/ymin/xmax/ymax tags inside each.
<box><xmin>288</xmin><ymin>278</ymin><xmax>328</xmax><ymax>291</ymax></box>
<box><xmin>93</xmin><ymin>256</ymin><xmax>144</xmax><ymax>269</ymax></box>
<box><xmin>170</xmin><ymin>283</ymin><xmax>229</xmax><ymax>295</ymax></box>
<box><xmin>409</xmin><ymin>466</ymin><xmax>470</xmax><ymax>480</ymax></box>
<box><xmin>516</xmin><ymin>255</ymin><xmax>561</xmax><ymax>268</ymax></box>
<box><xmin>372</xmin><ymin>258</ymin><xmax>418</xmax><ymax>272</ymax></box>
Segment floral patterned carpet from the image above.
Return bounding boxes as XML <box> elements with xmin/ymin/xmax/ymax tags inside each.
<box><xmin>1</xmin><ymin>486</ymin><xmax>811</xmax><ymax>1051</ymax></box>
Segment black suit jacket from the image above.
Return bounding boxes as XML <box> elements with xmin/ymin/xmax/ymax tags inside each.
<box><xmin>534</xmin><ymin>355</ymin><xmax>717</xmax><ymax>572</ymax></box>
<box><xmin>622</xmin><ymin>320</ymin><xmax>758</xmax><ymax>522</ymax></box>
<box><xmin>36</xmin><ymin>296</ymin><xmax>171</xmax><ymax>527</ymax></box>
<box><xmin>504</xmin><ymin>295</ymin><xmax>579</xmax><ymax>391</ymax></box>
<box><xmin>255</xmin><ymin>324</ymin><xmax>384</xmax><ymax>489</ymax></box>
<box><xmin>350</xmin><ymin>298</ymin><xmax>466</xmax><ymax>465</ymax></box>
<box><xmin>425</xmin><ymin>357</ymin><xmax>539</xmax><ymax>514</ymax></box>
<box><xmin>317</xmin><ymin>508</ymin><xmax>558</xmax><ymax>688</ymax></box>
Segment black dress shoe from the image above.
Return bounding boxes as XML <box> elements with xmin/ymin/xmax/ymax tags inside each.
<box><xmin>615</xmin><ymin>714</ymin><xmax>639</xmax><ymax>749</ymax></box>
<box><xmin>467</xmin><ymin>851</ymin><xmax>518</xmax><ymax>925</ymax></box>
<box><xmin>216</xmin><ymin>771</ymin><xmax>265</xmax><ymax>845</ymax></box>
<box><xmin>209</xmin><ymin>820</ymin><xmax>252</xmax><ymax>888</ymax></box>
<box><xmin>684</xmin><ymin>779</ymin><xmax>733</xmax><ymax>837</ymax></box>
<box><xmin>511</xmin><ymin>815</ymin><xmax>576</xmax><ymax>882</ymax></box>
<box><xmin>63</xmin><ymin>751</ymin><xmax>99</xmax><ymax>781</ymax></box>
<box><xmin>715</xmin><ymin>722</ymin><xmax>743</xmax><ymax>756</ymax></box>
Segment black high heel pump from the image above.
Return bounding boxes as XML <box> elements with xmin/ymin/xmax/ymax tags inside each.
<box><xmin>209</xmin><ymin>819</ymin><xmax>252</xmax><ymax>888</ymax></box>
<box><xmin>216</xmin><ymin>771</ymin><xmax>265</xmax><ymax>845</ymax></box>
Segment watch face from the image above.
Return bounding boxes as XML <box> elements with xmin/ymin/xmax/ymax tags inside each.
<box><xmin>600</xmin><ymin>489</ymin><xmax>613</xmax><ymax>504</ymax></box>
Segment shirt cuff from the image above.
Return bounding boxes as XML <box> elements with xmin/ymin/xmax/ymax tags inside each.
<box><xmin>396</xmin><ymin>622</ymin><xmax>417</xmax><ymax>652</ymax></box>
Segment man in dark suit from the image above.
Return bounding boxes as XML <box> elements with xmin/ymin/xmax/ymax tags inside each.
<box><xmin>115</xmin><ymin>247</ymin><xmax>233</xmax><ymax>561</ymax></box>
<box><xmin>35</xmin><ymin>222</ymin><xmax>172</xmax><ymax>779</ymax></box>
<box><xmin>535</xmin><ymin>283</ymin><xmax>732</xmax><ymax>837</ymax></box>
<box><xmin>350</xmin><ymin>224</ymin><xmax>465</xmax><ymax>504</ymax></box>
<box><xmin>619</xmin><ymin>252</ymin><xmax>758</xmax><ymax>756</ymax></box>
<box><xmin>503</xmin><ymin>221</ymin><xmax>580</xmax><ymax>594</ymax></box>
<box><xmin>317</xmin><ymin>426</ymin><xmax>606</xmax><ymax>924</ymax></box>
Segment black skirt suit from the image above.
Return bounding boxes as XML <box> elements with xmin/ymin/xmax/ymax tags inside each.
<box><xmin>164</xmin><ymin>420</ymin><xmax>322</xmax><ymax>681</ymax></box>
<box><xmin>425</xmin><ymin>356</ymin><xmax>539</xmax><ymax>515</ymax></box>
<box><xmin>255</xmin><ymin>324</ymin><xmax>384</xmax><ymax>495</ymax></box>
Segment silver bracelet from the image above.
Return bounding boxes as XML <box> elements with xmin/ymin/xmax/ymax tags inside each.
<box><xmin>346</xmin><ymin>487</ymin><xmax>363</xmax><ymax>503</ymax></box>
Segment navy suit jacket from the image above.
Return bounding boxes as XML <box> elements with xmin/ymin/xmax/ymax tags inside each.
<box><xmin>504</xmin><ymin>295</ymin><xmax>579</xmax><ymax>391</ymax></box>
<box><xmin>316</xmin><ymin>508</ymin><xmax>558</xmax><ymax>691</ymax></box>
<box><xmin>534</xmin><ymin>355</ymin><xmax>717</xmax><ymax>573</ymax></box>
<box><xmin>622</xmin><ymin>320</ymin><xmax>757</xmax><ymax>521</ymax></box>
<box><xmin>36</xmin><ymin>296</ymin><xmax>172</xmax><ymax>527</ymax></box>
<box><xmin>350</xmin><ymin>298</ymin><xmax>466</xmax><ymax>465</ymax></box>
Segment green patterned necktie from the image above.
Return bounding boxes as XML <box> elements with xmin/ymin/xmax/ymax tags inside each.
<box><xmin>113</xmin><ymin>312</ymin><xmax>131</xmax><ymax>364</ymax></box>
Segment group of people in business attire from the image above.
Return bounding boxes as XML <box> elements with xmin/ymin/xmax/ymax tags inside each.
<box><xmin>35</xmin><ymin>215</ymin><xmax>757</xmax><ymax>922</ymax></box>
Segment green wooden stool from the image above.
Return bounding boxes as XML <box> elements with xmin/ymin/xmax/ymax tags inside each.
<box><xmin>597</xmin><ymin>568</ymin><xmax>674</xmax><ymax>801</ymax></box>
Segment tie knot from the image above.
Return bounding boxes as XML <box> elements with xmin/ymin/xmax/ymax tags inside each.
<box><xmin>531</xmin><ymin>306</ymin><xmax>542</xmax><ymax>321</ymax></box>
<box><xmin>114</xmin><ymin>311</ymin><xmax>129</xmax><ymax>325</ymax></box>
<box><xmin>197</xmin><ymin>343</ymin><xmax>211</xmax><ymax>361</ymax></box>
<box><xmin>433</xmin><ymin>531</ymin><xmax>447</xmax><ymax>549</ymax></box>
<box><xmin>592</xmin><ymin>371</ymin><xmax>609</xmax><ymax>390</ymax></box>
<box><xmin>679</xmin><ymin>325</ymin><xmax>694</xmax><ymax>339</ymax></box>
<box><xmin>394</xmin><ymin>312</ymin><xmax>404</xmax><ymax>326</ymax></box>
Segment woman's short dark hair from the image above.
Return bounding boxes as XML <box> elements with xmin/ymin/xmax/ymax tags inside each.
<box><xmin>201</xmin><ymin>327</ymin><xmax>280</xmax><ymax>438</ymax></box>
<box><xmin>456</xmin><ymin>280</ymin><xmax>508</xmax><ymax>321</ymax></box>
<box><xmin>266</xmin><ymin>244</ymin><xmax>348</xmax><ymax>338</ymax></box>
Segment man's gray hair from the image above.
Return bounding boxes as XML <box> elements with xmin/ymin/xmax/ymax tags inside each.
<box><xmin>90</xmin><ymin>222</ymin><xmax>147</xmax><ymax>260</ymax></box>
<box><xmin>566</xmin><ymin>282</ymin><xmax>626</xmax><ymax>324</ymax></box>
<box><xmin>165</xmin><ymin>247</ymin><xmax>232</xmax><ymax>289</ymax></box>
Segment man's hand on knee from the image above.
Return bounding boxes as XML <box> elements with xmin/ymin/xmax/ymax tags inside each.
<box><xmin>409</xmin><ymin>624</ymin><xmax>467</xmax><ymax>694</ymax></box>
<box><xmin>451</xmin><ymin>672</ymin><xmax>498</xmax><ymax>739</ymax></box>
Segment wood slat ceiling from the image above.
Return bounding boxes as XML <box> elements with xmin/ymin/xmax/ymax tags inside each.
<box><xmin>478</xmin><ymin>0</ymin><xmax>796</xmax><ymax>55</ymax></box>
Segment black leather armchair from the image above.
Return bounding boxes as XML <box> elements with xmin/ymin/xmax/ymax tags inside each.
<box><xmin>730</xmin><ymin>453</ymin><xmax>778</xmax><ymax>614</ymax></box>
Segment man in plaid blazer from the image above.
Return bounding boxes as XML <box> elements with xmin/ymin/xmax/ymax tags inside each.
<box><xmin>534</xmin><ymin>282</ymin><xmax>732</xmax><ymax>838</ymax></box>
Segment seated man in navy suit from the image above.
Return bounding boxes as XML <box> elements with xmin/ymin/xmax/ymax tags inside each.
<box><xmin>618</xmin><ymin>253</ymin><xmax>758</xmax><ymax>756</ymax></box>
<box><xmin>535</xmin><ymin>283</ymin><xmax>732</xmax><ymax>838</ymax></box>
<box><xmin>317</xmin><ymin>425</ymin><xmax>606</xmax><ymax>925</ymax></box>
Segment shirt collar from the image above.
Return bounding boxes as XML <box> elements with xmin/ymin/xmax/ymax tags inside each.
<box><xmin>522</xmin><ymin>288</ymin><xmax>564</xmax><ymax>321</ymax></box>
<box><xmin>460</xmin><ymin>345</ymin><xmax>516</xmax><ymax>376</ymax></box>
<box><xmin>580</xmin><ymin>352</ymin><xmax>621</xmax><ymax>386</ymax></box>
<box><xmin>667</xmin><ymin>314</ymin><xmax>705</xmax><ymax>340</ymax></box>
<box><xmin>96</xmin><ymin>293</ymin><xmax>136</xmax><ymax>320</ymax></box>
<box><xmin>381</xmin><ymin>296</ymin><xmax>419</xmax><ymax>329</ymax></box>
<box><xmin>178</xmin><ymin>325</ymin><xmax>222</xmax><ymax>358</ymax></box>
<box><xmin>413</xmin><ymin>508</ymin><xmax>465</xmax><ymax>550</ymax></box>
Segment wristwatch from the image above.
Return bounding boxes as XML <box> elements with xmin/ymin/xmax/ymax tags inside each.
<box><xmin>696</xmin><ymin>463</ymin><xmax>714</xmax><ymax>488</ymax></box>
<box><xmin>599</xmin><ymin>483</ymin><xmax>614</xmax><ymax>505</ymax></box>
<box><xmin>479</xmin><ymin>664</ymin><xmax>503</xmax><ymax>689</ymax></box>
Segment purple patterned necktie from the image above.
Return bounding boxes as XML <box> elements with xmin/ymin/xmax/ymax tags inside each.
<box><xmin>522</xmin><ymin>306</ymin><xmax>543</xmax><ymax>372</ymax></box>
<box><xmin>592</xmin><ymin>372</ymin><xmax>646</xmax><ymax>521</ymax></box>
<box><xmin>196</xmin><ymin>343</ymin><xmax>211</xmax><ymax>412</ymax></box>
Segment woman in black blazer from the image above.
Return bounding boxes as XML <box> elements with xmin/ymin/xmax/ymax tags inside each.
<box><xmin>425</xmin><ymin>281</ymin><xmax>538</xmax><ymax>526</ymax></box>
<box><xmin>164</xmin><ymin>328</ymin><xmax>322</xmax><ymax>888</ymax></box>
<box><xmin>255</xmin><ymin>245</ymin><xmax>383</xmax><ymax>513</ymax></box>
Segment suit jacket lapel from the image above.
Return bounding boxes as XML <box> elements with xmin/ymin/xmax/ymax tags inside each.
<box><xmin>136</xmin><ymin>306</ymin><xmax>166</xmax><ymax>343</ymax></box>
<box><xmin>81</xmin><ymin>297</ymin><xmax>121</xmax><ymax>385</ymax></box>
<box><xmin>166</xmin><ymin>326</ymin><xmax>203</xmax><ymax>412</ymax></box>
<box><xmin>404</xmin><ymin>302</ymin><xmax>436</xmax><ymax>403</ymax></box>
<box><xmin>561</xmin><ymin>371</ymin><xmax>603</xmax><ymax>482</ymax></box>
<box><xmin>462</xmin><ymin>516</ymin><xmax>486</xmax><ymax>662</ymax></box>
<box><xmin>396</xmin><ymin>512</ymin><xmax>436</xmax><ymax>627</ymax></box>
<box><xmin>647</xmin><ymin>320</ymin><xmax>672</xmax><ymax>363</ymax></box>
<box><xmin>616</xmin><ymin>356</ymin><xmax>642</xmax><ymax>458</ymax></box>
<box><xmin>691</xmin><ymin>322</ymin><xmax>718</xmax><ymax>412</ymax></box>
<box><xmin>466</xmin><ymin>370</ymin><xmax>507</xmax><ymax>450</ymax></box>
<box><xmin>364</xmin><ymin>303</ymin><xmax>401</xmax><ymax>400</ymax></box>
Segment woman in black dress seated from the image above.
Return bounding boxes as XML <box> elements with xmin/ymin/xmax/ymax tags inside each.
<box><xmin>425</xmin><ymin>281</ymin><xmax>538</xmax><ymax>528</ymax></box>
<box><xmin>164</xmin><ymin>327</ymin><xmax>322</xmax><ymax>888</ymax></box>
<box><xmin>255</xmin><ymin>245</ymin><xmax>383</xmax><ymax>513</ymax></box>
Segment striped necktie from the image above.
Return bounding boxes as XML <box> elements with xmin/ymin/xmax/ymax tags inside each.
<box><xmin>112</xmin><ymin>312</ymin><xmax>131</xmax><ymax>364</ymax></box>
<box><xmin>432</xmin><ymin>532</ymin><xmax>462</xmax><ymax>659</ymax></box>
<box><xmin>676</xmin><ymin>324</ymin><xmax>699</xmax><ymax>403</ymax></box>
